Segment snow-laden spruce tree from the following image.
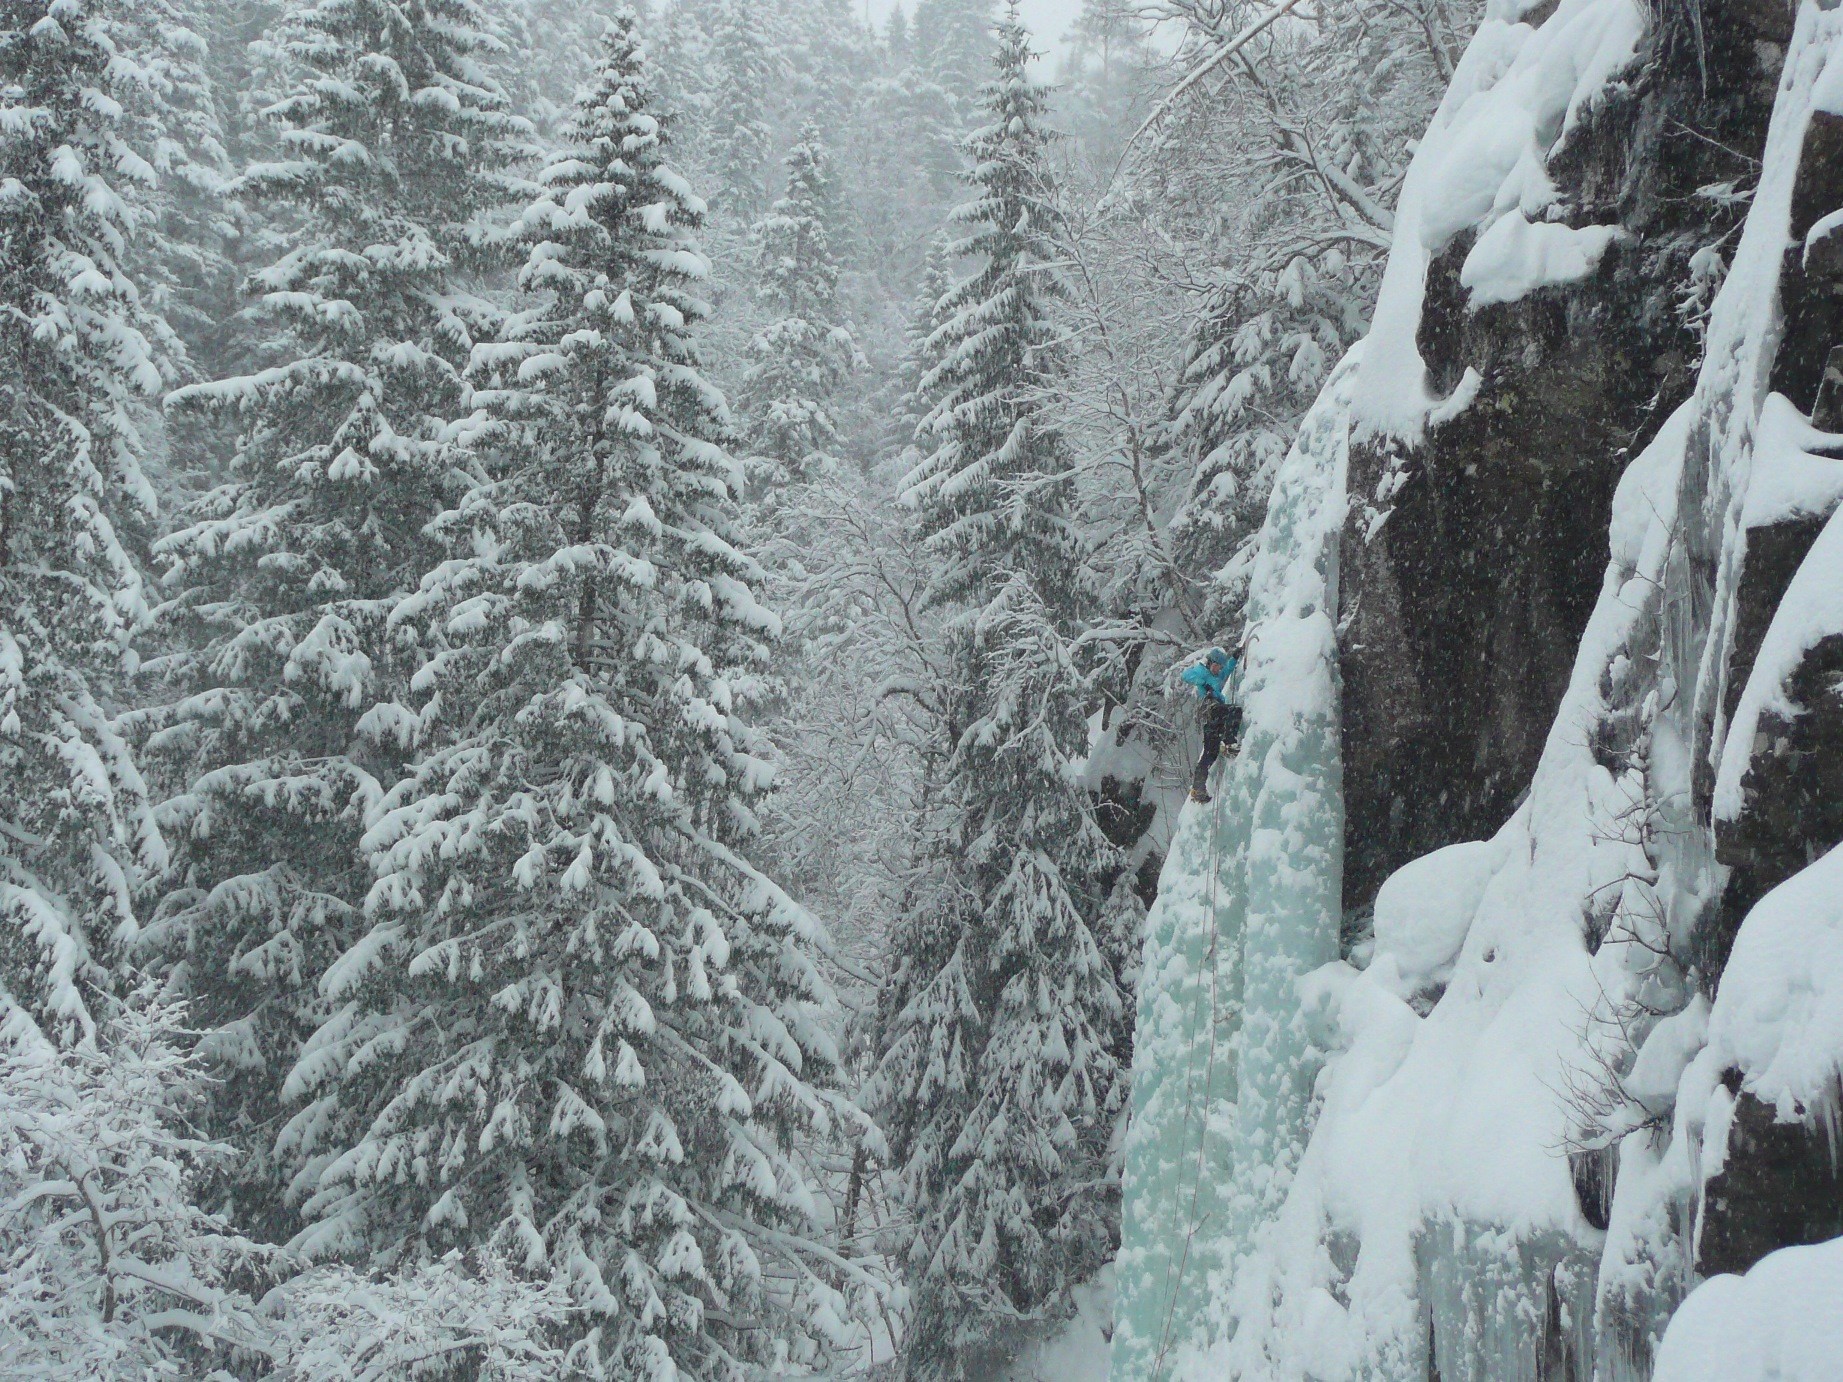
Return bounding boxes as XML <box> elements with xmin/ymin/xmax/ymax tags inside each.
<box><xmin>874</xmin><ymin>11</ymin><xmax>1132</xmax><ymax>1374</ymax></box>
<box><xmin>912</xmin><ymin>0</ymin><xmax>995</xmax><ymax>112</ymax></box>
<box><xmin>112</xmin><ymin>0</ymin><xmax>233</xmax><ymax>372</ymax></box>
<box><xmin>143</xmin><ymin>0</ymin><xmax>527</xmax><ymax>1231</ymax></box>
<box><xmin>886</xmin><ymin>2</ymin><xmax>913</xmax><ymax>62</ymax></box>
<box><xmin>862</xmin><ymin>0</ymin><xmax>990</xmax><ymax>209</ymax></box>
<box><xmin>889</xmin><ymin>236</ymin><xmax>955</xmax><ymax>458</ymax></box>
<box><xmin>651</xmin><ymin>0</ymin><xmax>718</xmax><ymax>137</ymax></box>
<box><xmin>706</xmin><ymin>0</ymin><xmax>775</xmax><ymax>223</ymax></box>
<box><xmin>280</xmin><ymin>15</ymin><xmax>884</xmax><ymax>1375</ymax></box>
<box><xmin>740</xmin><ymin>130</ymin><xmax>863</xmax><ymax>491</ymax></box>
<box><xmin>778</xmin><ymin>0</ymin><xmax>876</xmax><ymax>135</ymax></box>
<box><xmin>902</xmin><ymin>9</ymin><xmax>1083</xmax><ymax>605</ymax></box>
<box><xmin>0</xmin><ymin>0</ymin><xmax>169</xmax><ymax>1042</ymax></box>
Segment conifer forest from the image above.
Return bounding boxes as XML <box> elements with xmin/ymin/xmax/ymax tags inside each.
<box><xmin>5</xmin><ymin>0</ymin><xmax>1843</xmax><ymax>1378</ymax></box>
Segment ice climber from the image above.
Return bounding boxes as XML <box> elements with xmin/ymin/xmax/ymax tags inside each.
<box><xmin>1181</xmin><ymin>645</ymin><xmax>1242</xmax><ymax>804</ymax></box>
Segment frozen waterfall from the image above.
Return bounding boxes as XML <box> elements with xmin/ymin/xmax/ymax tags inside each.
<box><xmin>1110</xmin><ymin>351</ymin><xmax>1355</xmax><ymax>1380</ymax></box>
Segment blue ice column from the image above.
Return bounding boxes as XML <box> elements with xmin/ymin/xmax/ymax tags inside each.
<box><xmin>1111</xmin><ymin>351</ymin><xmax>1355</xmax><ymax>1380</ymax></box>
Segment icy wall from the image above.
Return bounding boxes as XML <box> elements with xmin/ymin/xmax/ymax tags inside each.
<box><xmin>1111</xmin><ymin>354</ymin><xmax>1356</xmax><ymax>1378</ymax></box>
<box><xmin>1114</xmin><ymin>0</ymin><xmax>1843</xmax><ymax>1376</ymax></box>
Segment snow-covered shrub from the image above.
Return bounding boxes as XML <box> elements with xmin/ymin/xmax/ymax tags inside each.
<box><xmin>0</xmin><ymin>999</ymin><xmax>269</xmax><ymax>1376</ymax></box>
<box><xmin>262</xmin><ymin>1251</ymin><xmax>575</xmax><ymax>1381</ymax></box>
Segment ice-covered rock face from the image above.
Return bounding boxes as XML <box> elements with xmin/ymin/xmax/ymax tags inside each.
<box><xmin>1338</xmin><ymin>0</ymin><xmax>1793</xmax><ymax>911</ymax></box>
<box><xmin>1115</xmin><ymin>0</ymin><xmax>1843</xmax><ymax>1378</ymax></box>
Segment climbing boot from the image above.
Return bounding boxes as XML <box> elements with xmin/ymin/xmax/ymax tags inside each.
<box><xmin>1189</xmin><ymin>784</ymin><xmax>1211</xmax><ymax>805</ymax></box>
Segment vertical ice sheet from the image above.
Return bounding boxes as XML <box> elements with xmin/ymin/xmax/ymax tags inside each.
<box><xmin>1110</xmin><ymin>352</ymin><xmax>1356</xmax><ymax>1380</ymax></box>
<box><xmin>1107</xmin><ymin>758</ymin><xmax>1246</xmax><ymax>1381</ymax></box>
<box><xmin>1420</xmin><ymin>1224</ymin><xmax>1598</xmax><ymax>1382</ymax></box>
<box><xmin>1214</xmin><ymin>355</ymin><xmax>1352</xmax><ymax>1248</ymax></box>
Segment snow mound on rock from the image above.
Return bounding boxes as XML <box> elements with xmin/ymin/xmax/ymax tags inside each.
<box><xmin>1370</xmin><ymin>838</ymin><xmax>1503</xmax><ymax>995</ymax></box>
<box><xmin>1703</xmin><ymin>843</ymin><xmax>1843</xmax><ymax>1119</ymax></box>
<box><xmin>1653</xmin><ymin>1237</ymin><xmax>1843</xmax><ymax>1382</ymax></box>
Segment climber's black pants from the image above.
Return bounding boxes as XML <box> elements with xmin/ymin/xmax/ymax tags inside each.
<box><xmin>1192</xmin><ymin>700</ymin><xmax>1242</xmax><ymax>792</ymax></box>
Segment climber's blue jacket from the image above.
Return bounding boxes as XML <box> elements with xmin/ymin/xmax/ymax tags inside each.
<box><xmin>1181</xmin><ymin>650</ymin><xmax>1238</xmax><ymax>705</ymax></box>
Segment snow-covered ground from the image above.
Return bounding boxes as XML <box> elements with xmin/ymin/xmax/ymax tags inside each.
<box><xmin>998</xmin><ymin>1268</ymin><xmax>1116</xmax><ymax>1382</ymax></box>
